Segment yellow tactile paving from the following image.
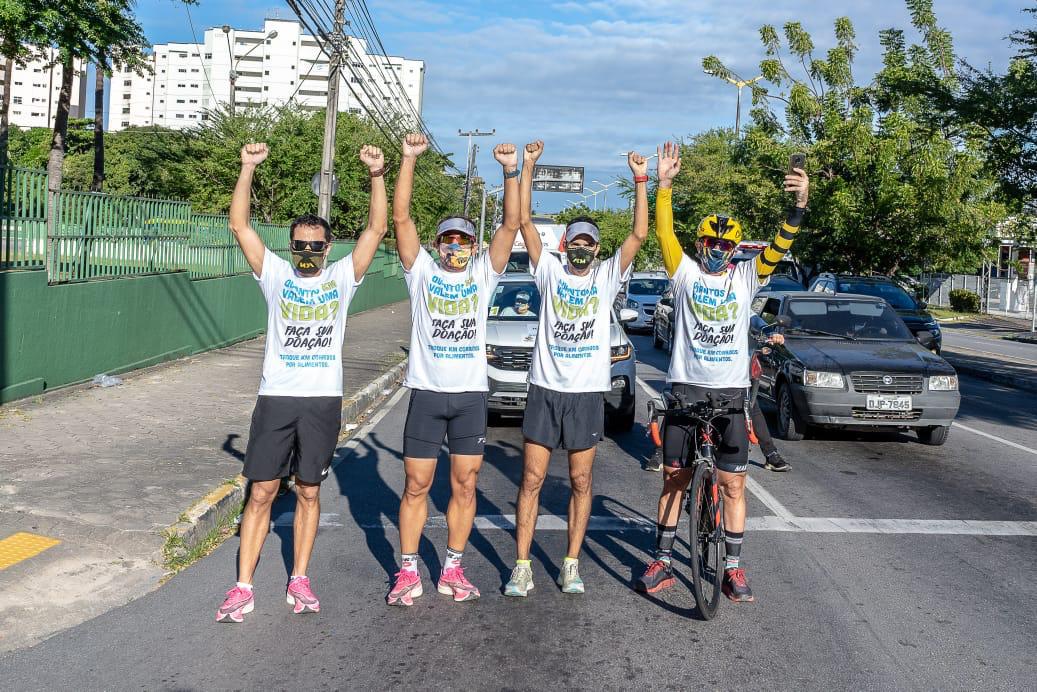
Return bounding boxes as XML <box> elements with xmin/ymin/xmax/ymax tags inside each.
<box><xmin>0</xmin><ymin>532</ymin><xmax>61</xmax><ymax>570</ymax></box>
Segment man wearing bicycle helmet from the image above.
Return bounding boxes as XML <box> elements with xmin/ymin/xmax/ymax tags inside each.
<box><xmin>635</xmin><ymin>142</ymin><xmax>809</xmax><ymax>601</ymax></box>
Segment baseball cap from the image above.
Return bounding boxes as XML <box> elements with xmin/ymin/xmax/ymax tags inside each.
<box><xmin>564</xmin><ymin>220</ymin><xmax>600</xmax><ymax>244</ymax></box>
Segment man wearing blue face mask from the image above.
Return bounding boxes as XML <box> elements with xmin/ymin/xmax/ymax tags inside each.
<box><xmin>504</xmin><ymin>140</ymin><xmax>649</xmax><ymax>597</ymax></box>
<box><xmin>386</xmin><ymin>133</ymin><xmax>521</xmax><ymax>606</ymax></box>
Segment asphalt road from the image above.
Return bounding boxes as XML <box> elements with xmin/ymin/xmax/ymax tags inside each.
<box><xmin>2</xmin><ymin>333</ymin><xmax>1035</xmax><ymax>690</ymax></box>
<box><xmin>940</xmin><ymin>322</ymin><xmax>1037</xmax><ymax>365</ymax></box>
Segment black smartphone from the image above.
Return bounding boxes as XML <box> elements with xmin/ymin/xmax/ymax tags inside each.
<box><xmin>788</xmin><ymin>152</ymin><xmax>806</xmax><ymax>174</ymax></box>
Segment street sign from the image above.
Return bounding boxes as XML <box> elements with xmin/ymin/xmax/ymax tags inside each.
<box><xmin>311</xmin><ymin>172</ymin><xmax>339</xmax><ymax>197</ymax></box>
<box><xmin>532</xmin><ymin>165</ymin><xmax>584</xmax><ymax>193</ymax></box>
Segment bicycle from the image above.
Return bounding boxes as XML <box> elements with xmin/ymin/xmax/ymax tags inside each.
<box><xmin>648</xmin><ymin>391</ymin><xmax>745</xmax><ymax>620</ymax></box>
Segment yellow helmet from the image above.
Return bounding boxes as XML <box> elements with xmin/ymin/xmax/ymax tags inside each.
<box><xmin>696</xmin><ymin>214</ymin><xmax>743</xmax><ymax>245</ymax></box>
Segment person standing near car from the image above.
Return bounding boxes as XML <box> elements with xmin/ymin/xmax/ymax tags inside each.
<box><xmin>216</xmin><ymin>141</ymin><xmax>388</xmax><ymax>623</ymax></box>
<box><xmin>504</xmin><ymin>140</ymin><xmax>648</xmax><ymax>597</ymax></box>
<box><xmin>386</xmin><ymin>133</ymin><xmax>521</xmax><ymax>606</ymax></box>
<box><xmin>635</xmin><ymin>142</ymin><xmax>808</xmax><ymax>601</ymax></box>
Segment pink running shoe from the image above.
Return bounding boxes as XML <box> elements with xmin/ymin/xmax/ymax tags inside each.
<box><xmin>386</xmin><ymin>570</ymin><xmax>423</xmax><ymax>606</ymax></box>
<box><xmin>286</xmin><ymin>576</ymin><xmax>320</xmax><ymax>614</ymax></box>
<box><xmin>437</xmin><ymin>566</ymin><xmax>481</xmax><ymax>602</ymax></box>
<box><xmin>216</xmin><ymin>586</ymin><xmax>254</xmax><ymax>623</ymax></box>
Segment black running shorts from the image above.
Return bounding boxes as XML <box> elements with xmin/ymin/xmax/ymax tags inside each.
<box><xmin>521</xmin><ymin>383</ymin><xmax>605</xmax><ymax>451</ymax></box>
<box><xmin>663</xmin><ymin>384</ymin><xmax>748</xmax><ymax>474</ymax></box>
<box><xmin>243</xmin><ymin>395</ymin><xmax>342</xmax><ymax>485</ymax></box>
<box><xmin>403</xmin><ymin>389</ymin><xmax>488</xmax><ymax>459</ymax></box>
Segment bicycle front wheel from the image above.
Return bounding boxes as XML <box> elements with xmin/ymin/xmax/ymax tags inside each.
<box><xmin>689</xmin><ymin>462</ymin><xmax>725</xmax><ymax>620</ymax></box>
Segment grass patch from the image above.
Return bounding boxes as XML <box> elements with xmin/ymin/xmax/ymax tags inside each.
<box><xmin>929</xmin><ymin>307</ymin><xmax>974</xmax><ymax>320</ymax></box>
<box><xmin>161</xmin><ymin>499</ymin><xmax>243</xmax><ymax>575</ymax></box>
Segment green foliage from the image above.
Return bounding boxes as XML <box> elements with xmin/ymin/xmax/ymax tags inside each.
<box><xmin>948</xmin><ymin>288</ymin><xmax>981</xmax><ymax>313</ymax></box>
<box><xmin>701</xmin><ymin>0</ymin><xmax>1007</xmax><ymax>276</ymax></box>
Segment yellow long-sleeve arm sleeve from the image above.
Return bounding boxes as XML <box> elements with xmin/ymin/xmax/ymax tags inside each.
<box><xmin>755</xmin><ymin>207</ymin><xmax>805</xmax><ymax>280</ymax></box>
<box><xmin>655</xmin><ymin>187</ymin><xmax>683</xmax><ymax>277</ymax></box>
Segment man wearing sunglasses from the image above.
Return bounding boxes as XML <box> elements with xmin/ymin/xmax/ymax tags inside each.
<box><xmin>503</xmin><ymin>141</ymin><xmax>648</xmax><ymax>597</ymax></box>
<box><xmin>386</xmin><ymin>133</ymin><xmax>520</xmax><ymax>606</ymax></box>
<box><xmin>635</xmin><ymin>142</ymin><xmax>809</xmax><ymax>602</ymax></box>
<box><xmin>216</xmin><ymin>141</ymin><xmax>387</xmax><ymax>623</ymax></box>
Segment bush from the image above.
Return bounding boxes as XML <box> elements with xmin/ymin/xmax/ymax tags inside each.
<box><xmin>949</xmin><ymin>288</ymin><xmax>981</xmax><ymax>313</ymax></box>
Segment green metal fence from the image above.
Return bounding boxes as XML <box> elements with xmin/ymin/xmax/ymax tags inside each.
<box><xmin>0</xmin><ymin>166</ymin><xmax>297</xmax><ymax>283</ymax></box>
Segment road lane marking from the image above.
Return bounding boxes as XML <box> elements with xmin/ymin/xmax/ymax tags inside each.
<box><xmin>270</xmin><ymin>512</ymin><xmax>343</xmax><ymax>528</ymax></box>
<box><xmin>951</xmin><ymin>422</ymin><xmax>1037</xmax><ymax>457</ymax></box>
<box><xmin>0</xmin><ymin>532</ymin><xmax>61</xmax><ymax>570</ymax></box>
<box><xmin>944</xmin><ymin>344</ymin><xmax>1037</xmax><ymax>367</ymax></box>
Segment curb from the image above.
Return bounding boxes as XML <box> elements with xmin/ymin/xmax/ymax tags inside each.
<box><xmin>944</xmin><ymin>358</ymin><xmax>1037</xmax><ymax>394</ymax></box>
<box><xmin>162</xmin><ymin>357</ymin><xmax>409</xmax><ymax>568</ymax></box>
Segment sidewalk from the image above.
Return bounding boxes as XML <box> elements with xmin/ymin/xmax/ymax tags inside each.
<box><xmin>0</xmin><ymin>300</ymin><xmax>411</xmax><ymax>652</ymax></box>
<box><xmin>937</xmin><ymin>316</ymin><xmax>1037</xmax><ymax>392</ymax></box>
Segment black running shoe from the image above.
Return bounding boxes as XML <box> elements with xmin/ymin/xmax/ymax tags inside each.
<box><xmin>722</xmin><ymin>568</ymin><xmax>754</xmax><ymax>602</ymax></box>
<box><xmin>635</xmin><ymin>560</ymin><xmax>675</xmax><ymax>593</ymax></box>
<box><xmin>645</xmin><ymin>450</ymin><xmax>663</xmax><ymax>472</ymax></box>
<box><xmin>764</xmin><ymin>451</ymin><xmax>791</xmax><ymax>472</ymax></box>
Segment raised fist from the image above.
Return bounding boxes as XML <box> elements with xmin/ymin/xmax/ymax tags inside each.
<box><xmin>524</xmin><ymin>140</ymin><xmax>544</xmax><ymax>165</ymax></box>
<box><xmin>493</xmin><ymin>142</ymin><xmax>518</xmax><ymax>169</ymax></box>
<box><xmin>359</xmin><ymin>144</ymin><xmax>384</xmax><ymax>172</ymax></box>
<box><xmin>241</xmin><ymin>142</ymin><xmax>269</xmax><ymax>167</ymax></box>
<box><xmin>784</xmin><ymin>168</ymin><xmax>810</xmax><ymax>209</ymax></box>
<box><xmin>657</xmin><ymin>141</ymin><xmax>681</xmax><ymax>186</ymax></box>
<box><xmin>402</xmin><ymin>133</ymin><xmax>428</xmax><ymax>159</ymax></box>
<box><xmin>628</xmin><ymin>151</ymin><xmax>648</xmax><ymax>177</ymax></box>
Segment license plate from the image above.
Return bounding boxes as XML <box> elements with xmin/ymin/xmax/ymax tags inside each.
<box><xmin>866</xmin><ymin>394</ymin><xmax>912</xmax><ymax>411</ymax></box>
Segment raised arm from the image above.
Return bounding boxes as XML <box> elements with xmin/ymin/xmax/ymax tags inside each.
<box><xmin>350</xmin><ymin>145</ymin><xmax>389</xmax><ymax>282</ymax></box>
<box><xmin>229</xmin><ymin>143</ymin><xmax>270</xmax><ymax>277</ymax></box>
<box><xmin>755</xmin><ymin>167</ymin><xmax>809</xmax><ymax>282</ymax></box>
<box><xmin>488</xmin><ymin>143</ymin><xmax>521</xmax><ymax>273</ymax></box>
<box><xmin>617</xmin><ymin>151</ymin><xmax>649</xmax><ymax>272</ymax></box>
<box><xmin>392</xmin><ymin>133</ymin><xmax>428</xmax><ymax>271</ymax></box>
<box><xmin>519</xmin><ymin>140</ymin><xmax>545</xmax><ymax>267</ymax></box>
<box><xmin>655</xmin><ymin>141</ymin><xmax>683</xmax><ymax>278</ymax></box>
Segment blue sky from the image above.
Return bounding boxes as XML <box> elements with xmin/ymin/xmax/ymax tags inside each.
<box><xmin>118</xmin><ymin>0</ymin><xmax>1031</xmax><ymax>212</ymax></box>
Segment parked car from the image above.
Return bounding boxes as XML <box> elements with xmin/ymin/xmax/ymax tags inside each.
<box><xmin>485</xmin><ymin>274</ymin><xmax>638</xmax><ymax>430</ymax></box>
<box><xmin>750</xmin><ymin>291</ymin><xmax>960</xmax><ymax>445</ymax></box>
<box><xmin>807</xmin><ymin>273</ymin><xmax>942</xmax><ymax>353</ymax></box>
<box><xmin>615</xmin><ymin>271</ymin><xmax>669</xmax><ymax>332</ymax></box>
<box><xmin>652</xmin><ymin>291</ymin><xmax>676</xmax><ymax>353</ymax></box>
<box><xmin>733</xmin><ymin>242</ymin><xmax>807</xmax><ymax>286</ymax></box>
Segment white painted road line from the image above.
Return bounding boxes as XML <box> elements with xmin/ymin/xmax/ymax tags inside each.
<box><xmin>952</xmin><ymin>422</ymin><xmax>1037</xmax><ymax>457</ymax></box>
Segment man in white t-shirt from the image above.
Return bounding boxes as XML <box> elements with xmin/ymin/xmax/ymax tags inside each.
<box><xmin>215</xmin><ymin>142</ymin><xmax>388</xmax><ymax>623</ymax></box>
<box><xmin>386</xmin><ymin>133</ymin><xmax>520</xmax><ymax>606</ymax></box>
<box><xmin>634</xmin><ymin>142</ymin><xmax>809</xmax><ymax>602</ymax></box>
<box><xmin>503</xmin><ymin>141</ymin><xmax>649</xmax><ymax>597</ymax></box>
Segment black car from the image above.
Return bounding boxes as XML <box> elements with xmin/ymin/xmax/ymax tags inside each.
<box><xmin>807</xmin><ymin>274</ymin><xmax>942</xmax><ymax>353</ymax></box>
<box><xmin>751</xmin><ymin>292</ymin><xmax>960</xmax><ymax>445</ymax></box>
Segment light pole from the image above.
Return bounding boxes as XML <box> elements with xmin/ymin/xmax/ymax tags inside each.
<box><xmin>720</xmin><ymin>74</ymin><xmax>762</xmax><ymax>135</ymax></box>
<box><xmin>479</xmin><ymin>183</ymin><xmax>503</xmax><ymax>250</ymax></box>
<box><xmin>223</xmin><ymin>25</ymin><xmax>278</xmax><ymax>115</ymax></box>
<box><xmin>591</xmin><ymin>179</ymin><xmax>620</xmax><ymax>210</ymax></box>
<box><xmin>458</xmin><ymin>128</ymin><xmax>494</xmax><ymax>216</ymax></box>
<box><xmin>584</xmin><ymin>187</ymin><xmax>603</xmax><ymax>211</ymax></box>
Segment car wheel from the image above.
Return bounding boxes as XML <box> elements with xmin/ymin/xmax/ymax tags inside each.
<box><xmin>777</xmin><ymin>383</ymin><xmax>806</xmax><ymax>441</ymax></box>
<box><xmin>917</xmin><ymin>425</ymin><xmax>950</xmax><ymax>446</ymax></box>
<box><xmin>608</xmin><ymin>405</ymin><xmax>636</xmax><ymax>433</ymax></box>
<box><xmin>653</xmin><ymin>323</ymin><xmax>663</xmax><ymax>350</ymax></box>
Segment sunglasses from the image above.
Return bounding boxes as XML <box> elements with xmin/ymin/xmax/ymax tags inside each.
<box><xmin>701</xmin><ymin>237</ymin><xmax>737</xmax><ymax>253</ymax></box>
<box><xmin>290</xmin><ymin>240</ymin><xmax>329</xmax><ymax>252</ymax></box>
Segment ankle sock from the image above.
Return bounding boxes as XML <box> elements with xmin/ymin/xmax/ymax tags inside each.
<box><xmin>656</xmin><ymin>523</ymin><xmax>677</xmax><ymax>563</ymax></box>
<box><xmin>725</xmin><ymin>530</ymin><xmax>744</xmax><ymax>570</ymax></box>
<box><xmin>444</xmin><ymin>547</ymin><xmax>463</xmax><ymax>570</ymax></box>
<box><xmin>401</xmin><ymin>553</ymin><xmax>419</xmax><ymax>574</ymax></box>
<box><xmin>236</xmin><ymin>581</ymin><xmax>253</xmax><ymax>591</ymax></box>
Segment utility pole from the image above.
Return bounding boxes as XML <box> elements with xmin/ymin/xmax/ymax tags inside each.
<box><xmin>318</xmin><ymin>0</ymin><xmax>346</xmax><ymax>221</ymax></box>
<box><xmin>458</xmin><ymin>128</ymin><xmax>493</xmax><ymax>216</ymax></box>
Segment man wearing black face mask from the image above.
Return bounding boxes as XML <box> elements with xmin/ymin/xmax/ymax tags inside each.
<box><xmin>503</xmin><ymin>140</ymin><xmax>649</xmax><ymax>597</ymax></box>
<box><xmin>215</xmin><ymin>142</ymin><xmax>387</xmax><ymax>623</ymax></box>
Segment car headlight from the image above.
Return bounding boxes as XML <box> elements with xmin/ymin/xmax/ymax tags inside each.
<box><xmin>802</xmin><ymin>369</ymin><xmax>845</xmax><ymax>388</ymax></box>
<box><xmin>610</xmin><ymin>344</ymin><xmax>632</xmax><ymax>362</ymax></box>
<box><xmin>929</xmin><ymin>375</ymin><xmax>958</xmax><ymax>391</ymax></box>
<box><xmin>626</xmin><ymin>298</ymin><xmax>640</xmax><ymax>310</ymax></box>
<box><xmin>485</xmin><ymin>345</ymin><xmax>498</xmax><ymax>362</ymax></box>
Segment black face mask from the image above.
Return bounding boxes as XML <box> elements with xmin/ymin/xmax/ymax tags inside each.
<box><xmin>566</xmin><ymin>246</ymin><xmax>595</xmax><ymax>269</ymax></box>
<box><xmin>291</xmin><ymin>249</ymin><xmax>326</xmax><ymax>276</ymax></box>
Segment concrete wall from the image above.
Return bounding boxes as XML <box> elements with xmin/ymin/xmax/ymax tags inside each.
<box><xmin>1</xmin><ymin>245</ymin><xmax>406</xmax><ymax>403</ymax></box>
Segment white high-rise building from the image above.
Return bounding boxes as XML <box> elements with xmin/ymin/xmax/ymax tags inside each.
<box><xmin>108</xmin><ymin>18</ymin><xmax>424</xmax><ymax>131</ymax></box>
<box><xmin>0</xmin><ymin>47</ymin><xmax>88</xmax><ymax>129</ymax></box>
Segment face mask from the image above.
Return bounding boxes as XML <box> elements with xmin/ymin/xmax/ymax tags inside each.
<box><xmin>439</xmin><ymin>242</ymin><xmax>472</xmax><ymax>270</ymax></box>
<box><xmin>696</xmin><ymin>241</ymin><xmax>733</xmax><ymax>274</ymax></box>
<box><xmin>291</xmin><ymin>249</ymin><xmax>326</xmax><ymax>276</ymax></box>
<box><xmin>566</xmin><ymin>245</ymin><xmax>595</xmax><ymax>270</ymax></box>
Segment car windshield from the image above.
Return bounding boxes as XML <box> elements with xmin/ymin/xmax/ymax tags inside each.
<box><xmin>489</xmin><ymin>282</ymin><xmax>542</xmax><ymax>321</ymax></box>
<box><xmin>786</xmin><ymin>299</ymin><xmax>914</xmax><ymax>340</ymax></box>
<box><xmin>627</xmin><ymin>278</ymin><xmax>668</xmax><ymax>295</ymax></box>
<box><xmin>507</xmin><ymin>252</ymin><xmax>531</xmax><ymax>273</ymax></box>
<box><xmin>837</xmin><ymin>281</ymin><xmax>917</xmax><ymax>310</ymax></box>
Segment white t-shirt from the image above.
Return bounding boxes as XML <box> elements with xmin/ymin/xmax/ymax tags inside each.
<box><xmin>254</xmin><ymin>248</ymin><xmax>362</xmax><ymax>397</ymax></box>
<box><xmin>529</xmin><ymin>253</ymin><xmax>630</xmax><ymax>393</ymax></box>
<box><xmin>667</xmin><ymin>254</ymin><xmax>764</xmax><ymax>388</ymax></box>
<box><xmin>403</xmin><ymin>250</ymin><xmax>502</xmax><ymax>392</ymax></box>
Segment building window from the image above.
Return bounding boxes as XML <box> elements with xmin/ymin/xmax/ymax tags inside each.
<box><xmin>191</xmin><ymin>53</ymin><xmax>199</xmax><ymax>57</ymax></box>
<box><xmin>177</xmin><ymin>83</ymin><xmax>185</xmax><ymax>87</ymax></box>
<box><xmin>264</xmin><ymin>70</ymin><xmax>270</xmax><ymax>75</ymax></box>
<box><xmin>204</xmin><ymin>53</ymin><xmax>212</xmax><ymax>59</ymax></box>
<box><xmin>122</xmin><ymin>107</ymin><xmax>130</xmax><ymax>114</ymax></box>
<box><xmin>121</xmin><ymin>121</ymin><xmax>129</xmax><ymax>127</ymax></box>
<box><xmin>160</xmin><ymin>69</ymin><xmax>165</xmax><ymax>73</ymax></box>
<box><xmin>123</xmin><ymin>93</ymin><xmax>131</xmax><ymax>100</ymax></box>
<box><xmin>176</xmin><ymin>99</ymin><xmax>185</xmax><ymax>103</ymax></box>
<box><xmin>190</xmin><ymin>83</ymin><xmax>198</xmax><ymax>88</ymax></box>
<box><xmin>189</xmin><ymin>99</ymin><xmax>197</xmax><ymax>104</ymax></box>
<box><xmin>175</xmin><ymin>113</ymin><xmax>184</xmax><ymax>118</ymax></box>
<box><xmin>191</xmin><ymin>68</ymin><xmax>198</xmax><ymax>73</ymax></box>
<box><xmin>178</xmin><ymin>68</ymin><xmax>186</xmax><ymax>73</ymax></box>
<box><xmin>189</xmin><ymin>114</ymin><xmax>197</xmax><ymax>119</ymax></box>
<box><xmin>123</xmin><ymin>79</ymin><xmax>132</xmax><ymax>86</ymax></box>
<box><xmin>159</xmin><ymin>99</ymin><xmax>164</xmax><ymax>103</ymax></box>
<box><xmin>263</xmin><ymin>86</ymin><xmax>268</xmax><ymax>91</ymax></box>
<box><xmin>12</xmin><ymin>96</ymin><xmax>20</xmax><ymax>104</ymax></box>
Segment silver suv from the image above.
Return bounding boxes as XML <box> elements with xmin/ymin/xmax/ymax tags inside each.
<box><xmin>486</xmin><ymin>274</ymin><xmax>638</xmax><ymax>431</ymax></box>
<box><xmin>615</xmin><ymin>271</ymin><xmax>669</xmax><ymax>332</ymax></box>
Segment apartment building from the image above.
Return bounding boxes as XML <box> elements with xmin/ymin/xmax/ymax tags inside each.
<box><xmin>0</xmin><ymin>47</ymin><xmax>88</xmax><ymax>129</ymax></box>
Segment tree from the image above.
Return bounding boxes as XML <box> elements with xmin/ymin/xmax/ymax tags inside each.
<box><xmin>703</xmin><ymin>0</ymin><xmax>1006</xmax><ymax>275</ymax></box>
<box><xmin>0</xmin><ymin>0</ymin><xmax>46</xmax><ymax>164</ymax></box>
